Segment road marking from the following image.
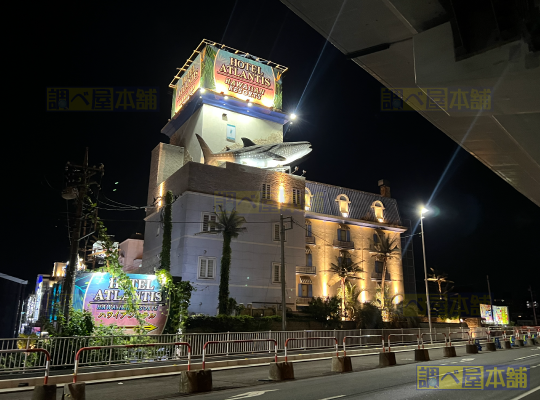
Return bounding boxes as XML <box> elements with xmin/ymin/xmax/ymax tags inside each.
<box><xmin>509</xmin><ymin>385</ymin><xmax>540</xmax><ymax>400</ymax></box>
<box><xmin>318</xmin><ymin>396</ymin><xmax>345</xmax><ymax>400</ymax></box>
<box><xmin>514</xmin><ymin>355</ymin><xmax>539</xmax><ymax>360</ymax></box>
<box><xmin>450</xmin><ymin>362</ymin><xmax>458</xmax><ymax>364</ymax></box>
<box><xmin>226</xmin><ymin>390</ymin><xmax>279</xmax><ymax>399</ymax></box>
<box><xmin>461</xmin><ymin>358</ymin><xmax>475</xmax><ymax>361</ymax></box>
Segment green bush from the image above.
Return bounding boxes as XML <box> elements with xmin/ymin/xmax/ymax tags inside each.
<box><xmin>306</xmin><ymin>296</ymin><xmax>341</xmax><ymax>328</ymax></box>
<box><xmin>185</xmin><ymin>314</ymin><xmax>281</xmax><ymax>332</ymax></box>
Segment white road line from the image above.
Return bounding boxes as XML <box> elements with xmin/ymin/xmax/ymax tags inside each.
<box><xmin>509</xmin><ymin>385</ymin><xmax>540</xmax><ymax>400</ymax></box>
<box><xmin>318</xmin><ymin>396</ymin><xmax>346</xmax><ymax>400</ymax></box>
<box><xmin>514</xmin><ymin>355</ymin><xmax>539</xmax><ymax>360</ymax></box>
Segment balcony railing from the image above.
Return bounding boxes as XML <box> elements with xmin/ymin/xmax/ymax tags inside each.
<box><xmin>371</xmin><ymin>271</ymin><xmax>391</xmax><ymax>281</ymax></box>
<box><xmin>305</xmin><ymin>236</ymin><xmax>315</xmax><ymax>245</ymax></box>
<box><xmin>333</xmin><ymin>239</ymin><xmax>354</xmax><ymax>250</ymax></box>
<box><xmin>296</xmin><ymin>297</ymin><xmax>312</xmax><ymax>305</ymax></box>
<box><xmin>296</xmin><ymin>266</ymin><xmax>316</xmax><ymax>275</ymax></box>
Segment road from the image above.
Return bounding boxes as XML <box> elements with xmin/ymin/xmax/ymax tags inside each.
<box><xmin>1</xmin><ymin>345</ymin><xmax>539</xmax><ymax>399</ymax></box>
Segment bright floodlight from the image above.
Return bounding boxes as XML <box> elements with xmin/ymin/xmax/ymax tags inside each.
<box><xmin>224</xmin><ymin>95</ymin><xmax>229</xmax><ymax>100</ymax></box>
<box><xmin>421</xmin><ymin>207</ymin><xmax>429</xmax><ymax>214</ymax></box>
<box><xmin>200</xmin><ymin>88</ymin><xmax>206</xmax><ymax>93</ymax></box>
<box><xmin>290</xmin><ymin>113</ymin><xmax>297</xmax><ymax>120</ymax></box>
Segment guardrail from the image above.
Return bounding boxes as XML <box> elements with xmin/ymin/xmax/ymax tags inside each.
<box><xmin>448</xmin><ymin>331</ymin><xmax>471</xmax><ymax>345</ymax></box>
<box><xmin>73</xmin><ymin>342</ymin><xmax>191</xmax><ymax>383</ymax></box>
<box><xmin>284</xmin><ymin>337</ymin><xmax>338</xmax><ymax>362</ymax></box>
<box><xmin>386</xmin><ymin>334</ymin><xmax>419</xmax><ymax>352</ymax></box>
<box><xmin>342</xmin><ymin>335</ymin><xmax>384</xmax><ymax>356</ymax></box>
<box><xmin>0</xmin><ymin>349</ymin><xmax>51</xmax><ymax>384</ymax></box>
<box><xmin>202</xmin><ymin>340</ymin><xmax>277</xmax><ymax>370</ymax></box>
<box><xmin>420</xmin><ymin>333</ymin><xmax>447</xmax><ymax>349</ymax></box>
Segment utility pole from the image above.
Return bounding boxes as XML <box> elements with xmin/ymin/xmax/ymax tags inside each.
<box><xmin>62</xmin><ymin>148</ymin><xmax>104</xmax><ymax>318</ymax></box>
<box><xmin>529</xmin><ymin>286</ymin><xmax>538</xmax><ymax>326</ymax></box>
<box><xmin>420</xmin><ymin>211</ymin><xmax>432</xmax><ymax>343</ymax></box>
<box><xmin>279</xmin><ymin>214</ymin><xmax>293</xmax><ymax>331</ymax></box>
<box><xmin>487</xmin><ymin>275</ymin><xmax>494</xmax><ymax>324</ymax></box>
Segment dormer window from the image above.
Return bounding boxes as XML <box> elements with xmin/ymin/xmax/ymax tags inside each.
<box><xmin>371</xmin><ymin>201</ymin><xmax>385</xmax><ymax>222</ymax></box>
<box><xmin>335</xmin><ymin>194</ymin><xmax>350</xmax><ymax>217</ymax></box>
<box><xmin>305</xmin><ymin>187</ymin><xmax>313</xmax><ymax>211</ymax></box>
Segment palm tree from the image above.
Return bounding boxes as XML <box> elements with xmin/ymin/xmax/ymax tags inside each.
<box><xmin>199</xmin><ymin>206</ymin><xmax>247</xmax><ymax>315</ymax></box>
<box><xmin>427</xmin><ymin>268</ymin><xmax>454</xmax><ymax>299</ymax></box>
<box><xmin>371</xmin><ymin>230</ymin><xmax>399</xmax><ymax>310</ymax></box>
<box><xmin>338</xmin><ymin>281</ymin><xmax>367</xmax><ymax>321</ymax></box>
<box><xmin>327</xmin><ymin>254</ymin><xmax>364</xmax><ymax>319</ymax></box>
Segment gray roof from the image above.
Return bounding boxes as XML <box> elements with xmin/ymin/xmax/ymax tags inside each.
<box><xmin>305</xmin><ymin>181</ymin><xmax>403</xmax><ymax>227</ymax></box>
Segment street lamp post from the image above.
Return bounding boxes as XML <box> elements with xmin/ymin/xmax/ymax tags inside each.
<box><xmin>420</xmin><ymin>207</ymin><xmax>433</xmax><ymax>343</ymax></box>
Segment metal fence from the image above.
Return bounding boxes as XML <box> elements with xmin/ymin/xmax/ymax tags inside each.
<box><xmin>0</xmin><ymin>326</ymin><xmax>489</xmax><ymax>375</ymax></box>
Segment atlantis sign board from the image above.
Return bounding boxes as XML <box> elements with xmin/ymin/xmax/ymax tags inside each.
<box><xmin>480</xmin><ymin>304</ymin><xmax>509</xmax><ymax>325</ymax></box>
<box><xmin>73</xmin><ymin>273</ymin><xmax>168</xmax><ymax>334</ymax></box>
<box><xmin>172</xmin><ymin>43</ymin><xmax>284</xmax><ymax>116</ymax></box>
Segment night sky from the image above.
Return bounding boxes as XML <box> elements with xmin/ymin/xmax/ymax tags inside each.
<box><xmin>11</xmin><ymin>1</ymin><xmax>539</xmax><ymax>317</ymax></box>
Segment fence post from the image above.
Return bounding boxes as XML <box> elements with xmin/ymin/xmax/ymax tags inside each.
<box><xmin>303</xmin><ymin>330</ymin><xmax>307</xmax><ymax>350</ymax></box>
<box><xmin>23</xmin><ymin>337</ymin><xmax>29</xmax><ymax>372</ymax></box>
<box><xmin>108</xmin><ymin>336</ymin><xmax>114</xmax><ymax>365</ymax></box>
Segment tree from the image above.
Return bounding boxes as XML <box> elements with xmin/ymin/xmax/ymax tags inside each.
<box><xmin>307</xmin><ymin>296</ymin><xmax>341</xmax><ymax>327</ymax></box>
<box><xmin>371</xmin><ymin>230</ymin><xmax>399</xmax><ymax>310</ymax></box>
<box><xmin>338</xmin><ymin>281</ymin><xmax>367</xmax><ymax>322</ymax></box>
<box><xmin>427</xmin><ymin>268</ymin><xmax>454</xmax><ymax>299</ymax></box>
<box><xmin>159</xmin><ymin>191</ymin><xmax>174</xmax><ymax>272</ymax></box>
<box><xmin>199</xmin><ymin>206</ymin><xmax>247</xmax><ymax>315</ymax></box>
<box><xmin>326</xmin><ymin>253</ymin><xmax>364</xmax><ymax>319</ymax></box>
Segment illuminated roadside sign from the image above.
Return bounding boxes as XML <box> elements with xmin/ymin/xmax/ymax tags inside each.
<box><xmin>72</xmin><ymin>273</ymin><xmax>168</xmax><ymax>334</ymax></box>
<box><xmin>171</xmin><ymin>42</ymin><xmax>285</xmax><ymax>116</ymax></box>
<box><xmin>480</xmin><ymin>304</ymin><xmax>510</xmax><ymax>325</ymax></box>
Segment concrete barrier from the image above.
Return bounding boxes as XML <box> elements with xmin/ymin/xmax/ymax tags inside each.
<box><xmin>179</xmin><ymin>370</ymin><xmax>212</xmax><ymax>394</ymax></box>
<box><xmin>516</xmin><ymin>339</ymin><xmax>525</xmax><ymax>347</ymax></box>
<box><xmin>503</xmin><ymin>341</ymin><xmax>512</xmax><ymax>349</ymax></box>
<box><xmin>443</xmin><ymin>346</ymin><xmax>457</xmax><ymax>357</ymax></box>
<box><xmin>378</xmin><ymin>352</ymin><xmax>396</xmax><ymax>367</ymax></box>
<box><xmin>331</xmin><ymin>356</ymin><xmax>352</xmax><ymax>373</ymax></box>
<box><xmin>268</xmin><ymin>362</ymin><xmax>294</xmax><ymax>380</ymax></box>
<box><xmin>485</xmin><ymin>342</ymin><xmax>497</xmax><ymax>351</ymax></box>
<box><xmin>32</xmin><ymin>385</ymin><xmax>56</xmax><ymax>400</ymax></box>
<box><xmin>414</xmin><ymin>349</ymin><xmax>430</xmax><ymax>361</ymax></box>
<box><xmin>526</xmin><ymin>338</ymin><xmax>536</xmax><ymax>346</ymax></box>
<box><xmin>62</xmin><ymin>383</ymin><xmax>85</xmax><ymax>400</ymax></box>
<box><xmin>465</xmin><ymin>344</ymin><xmax>478</xmax><ymax>354</ymax></box>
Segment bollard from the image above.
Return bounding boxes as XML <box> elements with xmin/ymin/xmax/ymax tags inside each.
<box><xmin>331</xmin><ymin>356</ymin><xmax>352</xmax><ymax>373</ymax></box>
<box><xmin>465</xmin><ymin>344</ymin><xmax>478</xmax><ymax>354</ymax></box>
<box><xmin>379</xmin><ymin>352</ymin><xmax>396</xmax><ymax>367</ymax></box>
<box><xmin>32</xmin><ymin>385</ymin><xmax>56</xmax><ymax>400</ymax></box>
<box><xmin>443</xmin><ymin>346</ymin><xmax>457</xmax><ymax>357</ymax></box>
<box><xmin>414</xmin><ymin>349</ymin><xmax>430</xmax><ymax>361</ymax></box>
<box><xmin>179</xmin><ymin>370</ymin><xmax>213</xmax><ymax>394</ymax></box>
<box><xmin>268</xmin><ymin>362</ymin><xmax>294</xmax><ymax>380</ymax></box>
<box><xmin>503</xmin><ymin>341</ymin><xmax>512</xmax><ymax>349</ymax></box>
<box><xmin>486</xmin><ymin>342</ymin><xmax>497</xmax><ymax>351</ymax></box>
<box><xmin>62</xmin><ymin>383</ymin><xmax>85</xmax><ymax>400</ymax></box>
<box><xmin>516</xmin><ymin>339</ymin><xmax>524</xmax><ymax>347</ymax></box>
<box><xmin>526</xmin><ymin>338</ymin><xmax>536</xmax><ymax>346</ymax></box>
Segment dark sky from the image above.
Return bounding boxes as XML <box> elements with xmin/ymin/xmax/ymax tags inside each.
<box><xmin>10</xmin><ymin>1</ymin><xmax>539</xmax><ymax>315</ymax></box>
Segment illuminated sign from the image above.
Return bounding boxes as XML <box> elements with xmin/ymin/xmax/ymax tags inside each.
<box><xmin>480</xmin><ymin>304</ymin><xmax>510</xmax><ymax>325</ymax></box>
<box><xmin>171</xmin><ymin>43</ymin><xmax>284</xmax><ymax>116</ymax></box>
<box><xmin>73</xmin><ymin>273</ymin><xmax>168</xmax><ymax>334</ymax></box>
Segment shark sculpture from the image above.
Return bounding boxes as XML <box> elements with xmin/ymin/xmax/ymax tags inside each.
<box><xmin>195</xmin><ymin>134</ymin><xmax>312</xmax><ymax>169</ymax></box>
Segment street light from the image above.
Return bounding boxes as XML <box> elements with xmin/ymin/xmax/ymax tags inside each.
<box><xmin>420</xmin><ymin>207</ymin><xmax>433</xmax><ymax>343</ymax></box>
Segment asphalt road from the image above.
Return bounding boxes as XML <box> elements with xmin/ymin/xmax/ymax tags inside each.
<box><xmin>2</xmin><ymin>345</ymin><xmax>539</xmax><ymax>399</ymax></box>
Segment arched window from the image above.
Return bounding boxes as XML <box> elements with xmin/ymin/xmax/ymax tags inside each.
<box><xmin>337</xmin><ymin>224</ymin><xmax>350</xmax><ymax>242</ymax></box>
<box><xmin>305</xmin><ymin>187</ymin><xmax>313</xmax><ymax>211</ymax></box>
<box><xmin>305</xmin><ymin>247</ymin><xmax>312</xmax><ymax>266</ymax></box>
<box><xmin>371</xmin><ymin>200</ymin><xmax>385</xmax><ymax>222</ymax></box>
<box><xmin>335</xmin><ymin>194</ymin><xmax>350</xmax><ymax>217</ymax></box>
<box><xmin>305</xmin><ymin>219</ymin><xmax>312</xmax><ymax>237</ymax></box>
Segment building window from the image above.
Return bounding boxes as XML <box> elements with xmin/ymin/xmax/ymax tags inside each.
<box><xmin>272</xmin><ymin>223</ymin><xmax>285</xmax><ymax>242</ymax></box>
<box><xmin>293</xmin><ymin>188</ymin><xmax>301</xmax><ymax>205</ymax></box>
<box><xmin>272</xmin><ymin>262</ymin><xmax>281</xmax><ymax>283</ymax></box>
<box><xmin>337</xmin><ymin>224</ymin><xmax>350</xmax><ymax>242</ymax></box>
<box><xmin>262</xmin><ymin>183</ymin><xmax>271</xmax><ymax>200</ymax></box>
<box><xmin>306</xmin><ymin>247</ymin><xmax>312</xmax><ymax>266</ymax></box>
<box><xmin>198</xmin><ymin>257</ymin><xmax>215</xmax><ymax>279</ymax></box>
<box><xmin>338</xmin><ymin>251</ymin><xmax>352</xmax><ymax>266</ymax></box>
<box><xmin>373</xmin><ymin>232</ymin><xmax>382</xmax><ymax>244</ymax></box>
<box><xmin>371</xmin><ymin>201</ymin><xmax>385</xmax><ymax>222</ymax></box>
<box><xmin>375</xmin><ymin>260</ymin><xmax>383</xmax><ymax>273</ymax></box>
<box><xmin>202</xmin><ymin>213</ymin><xmax>217</xmax><ymax>232</ymax></box>
<box><xmin>335</xmin><ymin>194</ymin><xmax>350</xmax><ymax>217</ymax></box>
<box><xmin>306</xmin><ymin>219</ymin><xmax>312</xmax><ymax>237</ymax></box>
<box><xmin>305</xmin><ymin>187</ymin><xmax>313</xmax><ymax>210</ymax></box>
